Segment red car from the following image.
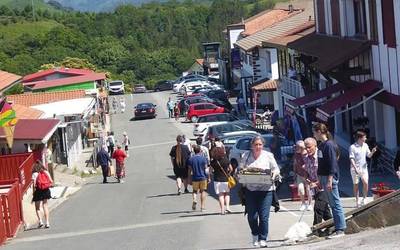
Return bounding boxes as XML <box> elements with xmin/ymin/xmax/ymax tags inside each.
<box><xmin>187</xmin><ymin>102</ymin><xmax>226</xmax><ymax>122</ymax></box>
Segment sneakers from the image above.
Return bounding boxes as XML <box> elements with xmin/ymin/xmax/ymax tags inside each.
<box><xmin>119</xmin><ymin>179</ymin><xmax>125</xmax><ymax>184</ymax></box>
<box><xmin>192</xmin><ymin>201</ymin><xmax>197</xmax><ymax>210</ymax></box>
<box><xmin>252</xmin><ymin>235</ymin><xmax>259</xmax><ymax>247</ymax></box>
<box><xmin>360</xmin><ymin>198</ymin><xmax>365</xmax><ymax>206</ymax></box>
<box><xmin>299</xmin><ymin>203</ymin><xmax>307</xmax><ymax>211</ymax></box>
<box><xmin>45</xmin><ymin>224</ymin><xmax>50</xmax><ymax>229</ymax></box>
<box><xmin>328</xmin><ymin>230</ymin><xmax>345</xmax><ymax>239</ymax></box>
<box><xmin>225</xmin><ymin>208</ymin><xmax>232</xmax><ymax>214</ymax></box>
<box><xmin>38</xmin><ymin>222</ymin><xmax>44</xmax><ymax>228</ymax></box>
<box><xmin>200</xmin><ymin>208</ymin><xmax>206</xmax><ymax>212</ymax></box>
<box><xmin>306</xmin><ymin>205</ymin><xmax>313</xmax><ymax>211</ymax></box>
<box><xmin>259</xmin><ymin>240</ymin><xmax>267</xmax><ymax>247</ymax></box>
<box><xmin>184</xmin><ymin>188</ymin><xmax>190</xmax><ymax>194</ymax></box>
<box><xmin>177</xmin><ymin>188</ymin><xmax>182</xmax><ymax>195</ymax></box>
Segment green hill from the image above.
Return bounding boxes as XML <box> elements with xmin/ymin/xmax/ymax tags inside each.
<box><xmin>0</xmin><ymin>0</ymin><xmax>59</xmax><ymax>11</ymax></box>
<box><xmin>0</xmin><ymin>20</ymin><xmax>62</xmax><ymax>40</ymax></box>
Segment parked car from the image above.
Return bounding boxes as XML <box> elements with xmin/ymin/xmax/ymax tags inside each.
<box><xmin>193</xmin><ymin>113</ymin><xmax>251</xmax><ymax>137</ymax></box>
<box><xmin>154</xmin><ymin>80</ymin><xmax>173</xmax><ymax>91</ymax></box>
<box><xmin>134</xmin><ymin>103</ymin><xmax>157</xmax><ymax>119</ymax></box>
<box><xmin>202</xmin><ymin>131</ymin><xmax>260</xmax><ymax>155</ymax></box>
<box><xmin>187</xmin><ymin>103</ymin><xmax>226</xmax><ymax>122</ymax></box>
<box><xmin>203</xmin><ymin>89</ymin><xmax>229</xmax><ymax>101</ymax></box>
<box><xmin>173</xmin><ymin>78</ymin><xmax>206</xmax><ymax>93</ymax></box>
<box><xmin>202</xmin><ymin>121</ymin><xmax>264</xmax><ymax>142</ymax></box>
<box><xmin>133</xmin><ymin>84</ymin><xmax>147</xmax><ymax>93</ymax></box>
<box><xmin>179</xmin><ymin>81</ymin><xmax>212</xmax><ymax>95</ymax></box>
<box><xmin>108</xmin><ymin>80</ymin><xmax>125</xmax><ymax>95</ymax></box>
<box><xmin>229</xmin><ymin>134</ymin><xmax>294</xmax><ymax>168</ymax></box>
<box><xmin>174</xmin><ymin>74</ymin><xmax>206</xmax><ymax>84</ymax></box>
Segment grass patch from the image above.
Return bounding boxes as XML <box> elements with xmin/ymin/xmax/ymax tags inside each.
<box><xmin>0</xmin><ymin>20</ymin><xmax>62</xmax><ymax>40</ymax></box>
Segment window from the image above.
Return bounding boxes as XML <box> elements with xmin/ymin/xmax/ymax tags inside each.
<box><xmin>381</xmin><ymin>0</ymin><xmax>396</xmax><ymax>48</ymax></box>
<box><xmin>237</xmin><ymin>138</ymin><xmax>251</xmax><ymax>150</ymax></box>
<box><xmin>194</xmin><ymin>104</ymin><xmax>204</xmax><ymax>110</ymax></box>
<box><xmin>354</xmin><ymin>0</ymin><xmax>367</xmax><ymax>36</ymax></box>
<box><xmin>368</xmin><ymin>0</ymin><xmax>378</xmax><ymax>43</ymax></box>
<box><xmin>204</xmin><ymin>104</ymin><xmax>215</xmax><ymax>109</ymax></box>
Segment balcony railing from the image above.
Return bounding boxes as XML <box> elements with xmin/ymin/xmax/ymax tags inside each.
<box><xmin>280</xmin><ymin>76</ymin><xmax>305</xmax><ymax>98</ymax></box>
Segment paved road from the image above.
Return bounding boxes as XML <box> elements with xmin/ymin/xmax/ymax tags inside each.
<box><xmin>4</xmin><ymin>91</ymin><xmax>398</xmax><ymax>250</ymax></box>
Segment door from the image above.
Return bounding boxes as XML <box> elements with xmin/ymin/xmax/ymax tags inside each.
<box><xmin>203</xmin><ymin>103</ymin><xmax>217</xmax><ymax>115</ymax></box>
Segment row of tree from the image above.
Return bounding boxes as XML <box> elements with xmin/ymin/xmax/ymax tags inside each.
<box><xmin>0</xmin><ymin>0</ymin><xmax>277</xmax><ymax>90</ymax></box>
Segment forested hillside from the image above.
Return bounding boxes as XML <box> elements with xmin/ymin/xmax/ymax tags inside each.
<box><xmin>0</xmin><ymin>0</ymin><xmax>282</xmax><ymax>88</ymax></box>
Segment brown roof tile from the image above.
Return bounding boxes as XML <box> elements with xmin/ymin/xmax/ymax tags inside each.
<box><xmin>7</xmin><ymin>90</ymin><xmax>86</xmax><ymax>107</ymax></box>
<box><xmin>251</xmin><ymin>79</ymin><xmax>279</xmax><ymax>92</ymax></box>
<box><xmin>12</xmin><ymin>104</ymin><xmax>44</xmax><ymax>119</ymax></box>
<box><xmin>0</xmin><ymin>70</ymin><xmax>21</xmax><ymax>91</ymax></box>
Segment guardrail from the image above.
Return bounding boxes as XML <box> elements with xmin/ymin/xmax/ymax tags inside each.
<box><xmin>0</xmin><ymin>179</ymin><xmax>23</xmax><ymax>240</ymax></box>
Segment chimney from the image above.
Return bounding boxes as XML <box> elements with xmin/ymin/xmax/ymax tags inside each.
<box><xmin>288</xmin><ymin>4</ymin><xmax>294</xmax><ymax>13</ymax></box>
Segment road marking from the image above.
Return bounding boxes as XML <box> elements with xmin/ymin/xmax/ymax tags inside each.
<box><xmin>130</xmin><ymin>141</ymin><xmax>175</xmax><ymax>149</ymax></box>
<box><xmin>279</xmin><ymin>205</ymin><xmax>299</xmax><ymax>217</ymax></box>
<box><xmin>12</xmin><ymin>217</ymin><xmax>203</xmax><ymax>244</ymax></box>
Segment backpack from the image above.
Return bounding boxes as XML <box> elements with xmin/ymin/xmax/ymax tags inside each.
<box><xmin>36</xmin><ymin>171</ymin><xmax>52</xmax><ymax>190</ymax></box>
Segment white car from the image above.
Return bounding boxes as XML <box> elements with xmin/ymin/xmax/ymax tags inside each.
<box><xmin>193</xmin><ymin>121</ymin><xmax>227</xmax><ymax>138</ymax></box>
<box><xmin>173</xmin><ymin>78</ymin><xmax>206</xmax><ymax>93</ymax></box>
<box><xmin>199</xmin><ymin>120</ymin><xmax>259</xmax><ymax>142</ymax></box>
<box><xmin>180</xmin><ymin>81</ymin><xmax>213</xmax><ymax>95</ymax></box>
<box><xmin>229</xmin><ymin>134</ymin><xmax>294</xmax><ymax>168</ymax></box>
<box><xmin>193</xmin><ymin>114</ymin><xmax>252</xmax><ymax>137</ymax></box>
<box><xmin>108</xmin><ymin>80</ymin><xmax>125</xmax><ymax>95</ymax></box>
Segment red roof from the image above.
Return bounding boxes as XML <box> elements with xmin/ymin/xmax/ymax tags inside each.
<box><xmin>288</xmin><ymin>83</ymin><xmax>347</xmax><ymax>107</ymax></box>
<box><xmin>0</xmin><ymin>119</ymin><xmax>60</xmax><ymax>141</ymax></box>
<box><xmin>24</xmin><ymin>73</ymin><xmax>106</xmax><ymax>90</ymax></box>
<box><xmin>374</xmin><ymin>91</ymin><xmax>400</xmax><ymax>112</ymax></box>
<box><xmin>316</xmin><ymin>80</ymin><xmax>381</xmax><ymax>120</ymax></box>
<box><xmin>7</xmin><ymin>90</ymin><xmax>86</xmax><ymax>107</ymax></box>
<box><xmin>22</xmin><ymin>68</ymin><xmax>94</xmax><ymax>83</ymax></box>
<box><xmin>0</xmin><ymin>70</ymin><xmax>21</xmax><ymax>91</ymax></box>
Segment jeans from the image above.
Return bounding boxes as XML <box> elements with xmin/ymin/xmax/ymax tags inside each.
<box><xmin>319</xmin><ymin>176</ymin><xmax>346</xmax><ymax>231</ymax></box>
<box><xmin>101</xmin><ymin>165</ymin><xmax>109</xmax><ymax>182</ymax></box>
<box><xmin>245</xmin><ymin>189</ymin><xmax>273</xmax><ymax>240</ymax></box>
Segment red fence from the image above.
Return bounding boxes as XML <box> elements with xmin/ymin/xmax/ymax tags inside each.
<box><xmin>0</xmin><ymin>179</ymin><xmax>22</xmax><ymax>241</ymax></box>
<box><xmin>0</xmin><ymin>153</ymin><xmax>34</xmax><ymax>195</ymax></box>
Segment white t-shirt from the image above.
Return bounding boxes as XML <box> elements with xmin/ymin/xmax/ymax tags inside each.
<box><xmin>349</xmin><ymin>142</ymin><xmax>371</xmax><ymax>169</ymax></box>
<box><xmin>239</xmin><ymin>150</ymin><xmax>280</xmax><ymax>191</ymax></box>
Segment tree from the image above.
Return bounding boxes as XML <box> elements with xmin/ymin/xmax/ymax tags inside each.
<box><xmin>40</xmin><ymin>57</ymin><xmax>97</xmax><ymax>71</ymax></box>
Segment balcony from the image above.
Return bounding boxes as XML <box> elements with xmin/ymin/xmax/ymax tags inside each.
<box><xmin>280</xmin><ymin>76</ymin><xmax>305</xmax><ymax>98</ymax></box>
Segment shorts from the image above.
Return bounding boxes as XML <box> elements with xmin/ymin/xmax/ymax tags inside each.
<box><xmin>351</xmin><ymin>167</ymin><xmax>368</xmax><ymax>184</ymax></box>
<box><xmin>296</xmin><ymin>175</ymin><xmax>309</xmax><ymax>196</ymax></box>
<box><xmin>192</xmin><ymin>180</ymin><xmax>208</xmax><ymax>191</ymax></box>
<box><xmin>173</xmin><ymin>166</ymin><xmax>188</xmax><ymax>179</ymax></box>
<box><xmin>214</xmin><ymin>181</ymin><xmax>229</xmax><ymax>194</ymax></box>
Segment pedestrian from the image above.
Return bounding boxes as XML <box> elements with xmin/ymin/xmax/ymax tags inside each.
<box><xmin>107</xmin><ymin>131</ymin><xmax>115</xmax><ymax>156</ymax></box>
<box><xmin>188</xmin><ymin>145</ymin><xmax>210</xmax><ymax>212</ymax></box>
<box><xmin>112</xmin><ymin>144</ymin><xmax>127</xmax><ymax>183</ymax></box>
<box><xmin>112</xmin><ymin>97</ymin><xmax>118</xmax><ymax>114</ymax></box>
<box><xmin>210</xmin><ymin>145</ymin><xmax>233</xmax><ymax>215</ymax></box>
<box><xmin>293</xmin><ymin>140</ymin><xmax>311</xmax><ymax>211</ymax></box>
<box><xmin>169</xmin><ymin>135</ymin><xmax>191</xmax><ymax>195</ymax></box>
<box><xmin>120</xmin><ymin>97</ymin><xmax>126</xmax><ymax>113</ymax></box>
<box><xmin>182</xmin><ymin>134</ymin><xmax>192</xmax><ymax>154</ymax></box>
<box><xmin>304</xmin><ymin>137</ymin><xmax>332</xmax><ymax>236</ymax></box>
<box><xmin>349</xmin><ymin>130</ymin><xmax>377</xmax><ymax>207</ymax></box>
<box><xmin>97</xmin><ymin>146</ymin><xmax>112</xmax><ymax>183</ymax></box>
<box><xmin>167</xmin><ymin>98</ymin><xmax>174</xmax><ymax>118</ymax></box>
<box><xmin>173</xmin><ymin>103</ymin><xmax>180</xmax><ymax>121</ymax></box>
<box><xmin>32</xmin><ymin>160</ymin><xmax>53</xmax><ymax>229</ymax></box>
<box><xmin>312</xmin><ymin>123</ymin><xmax>346</xmax><ymax>238</ymax></box>
<box><xmin>196</xmin><ymin>137</ymin><xmax>210</xmax><ymax>173</ymax></box>
<box><xmin>239</xmin><ymin>136</ymin><xmax>280</xmax><ymax>248</ymax></box>
<box><xmin>122</xmin><ymin>131</ymin><xmax>130</xmax><ymax>157</ymax></box>
<box><xmin>238</xmin><ymin>96</ymin><xmax>245</xmax><ymax>116</ymax></box>
<box><xmin>394</xmin><ymin>149</ymin><xmax>400</xmax><ymax>179</ymax></box>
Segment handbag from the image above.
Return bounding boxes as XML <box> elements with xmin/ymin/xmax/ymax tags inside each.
<box><xmin>217</xmin><ymin>160</ymin><xmax>236</xmax><ymax>189</ymax></box>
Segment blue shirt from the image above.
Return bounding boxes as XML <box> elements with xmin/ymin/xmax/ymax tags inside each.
<box><xmin>188</xmin><ymin>154</ymin><xmax>207</xmax><ymax>181</ymax></box>
<box><xmin>97</xmin><ymin>149</ymin><xmax>111</xmax><ymax>166</ymax></box>
<box><xmin>317</xmin><ymin>140</ymin><xmax>339</xmax><ymax>179</ymax></box>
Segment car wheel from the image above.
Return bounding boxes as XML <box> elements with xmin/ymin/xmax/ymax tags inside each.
<box><xmin>191</xmin><ymin>116</ymin><xmax>198</xmax><ymax>123</ymax></box>
<box><xmin>155</xmin><ymin>88</ymin><xmax>160</xmax><ymax>92</ymax></box>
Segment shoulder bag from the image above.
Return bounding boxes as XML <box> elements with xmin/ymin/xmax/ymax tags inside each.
<box><xmin>217</xmin><ymin>160</ymin><xmax>236</xmax><ymax>189</ymax></box>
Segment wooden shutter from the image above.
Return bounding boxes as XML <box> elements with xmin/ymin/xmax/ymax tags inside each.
<box><xmin>382</xmin><ymin>0</ymin><xmax>396</xmax><ymax>48</ymax></box>
<box><xmin>331</xmin><ymin>0</ymin><xmax>341</xmax><ymax>35</ymax></box>
<box><xmin>317</xmin><ymin>0</ymin><xmax>326</xmax><ymax>34</ymax></box>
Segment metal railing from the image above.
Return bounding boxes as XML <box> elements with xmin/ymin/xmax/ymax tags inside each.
<box><xmin>280</xmin><ymin>76</ymin><xmax>305</xmax><ymax>98</ymax></box>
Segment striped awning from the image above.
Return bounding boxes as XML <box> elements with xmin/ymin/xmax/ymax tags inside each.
<box><xmin>251</xmin><ymin>79</ymin><xmax>278</xmax><ymax>92</ymax></box>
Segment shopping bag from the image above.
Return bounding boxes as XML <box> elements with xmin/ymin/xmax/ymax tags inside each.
<box><xmin>108</xmin><ymin>165</ymin><xmax>115</xmax><ymax>177</ymax></box>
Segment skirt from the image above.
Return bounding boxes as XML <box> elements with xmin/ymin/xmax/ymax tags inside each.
<box><xmin>214</xmin><ymin>181</ymin><xmax>230</xmax><ymax>195</ymax></box>
<box><xmin>116</xmin><ymin>162</ymin><xmax>126</xmax><ymax>178</ymax></box>
<box><xmin>32</xmin><ymin>188</ymin><xmax>51</xmax><ymax>202</ymax></box>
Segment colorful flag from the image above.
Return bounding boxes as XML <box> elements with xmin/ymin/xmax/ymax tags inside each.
<box><xmin>0</xmin><ymin>98</ymin><xmax>18</xmax><ymax>148</ymax></box>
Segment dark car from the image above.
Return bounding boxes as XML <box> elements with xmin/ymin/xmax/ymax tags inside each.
<box><xmin>196</xmin><ymin>113</ymin><xmax>239</xmax><ymax>123</ymax></box>
<box><xmin>203</xmin><ymin>89</ymin><xmax>229</xmax><ymax>101</ymax></box>
<box><xmin>134</xmin><ymin>103</ymin><xmax>157</xmax><ymax>119</ymax></box>
<box><xmin>154</xmin><ymin>80</ymin><xmax>173</xmax><ymax>91</ymax></box>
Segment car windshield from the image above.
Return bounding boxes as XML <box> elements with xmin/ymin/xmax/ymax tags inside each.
<box><xmin>109</xmin><ymin>81</ymin><xmax>123</xmax><ymax>86</ymax></box>
<box><xmin>135</xmin><ymin>85</ymin><xmax>145</xmax><ymax>88</ymax></box>
<box><xmin>137</xmin><ymin>103</ymin><xmax>153</xmax><ymax>109</ymax></box>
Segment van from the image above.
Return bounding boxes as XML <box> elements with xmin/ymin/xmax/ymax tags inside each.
<box><xmin>108</xmin><ymin>80</ymin><xmax>125</xmax><ymax>95</ymax></box>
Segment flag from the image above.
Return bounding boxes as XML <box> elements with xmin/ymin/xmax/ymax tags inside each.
<box><xmin>0</xmin><ymin>98</ymin><xmax>18</xmax><ymax>148</ymax></box>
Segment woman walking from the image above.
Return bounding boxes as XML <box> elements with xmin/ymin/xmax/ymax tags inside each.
<box><xmin>210</xmin><ymin>145</ymin><xmax>233</xmax><ymax>215</ymax></box>
<box><xmin>112</xmin><ymin>145</ymin><xmax>127</xmax><ymax>183</ymax></box>
<box><xmin>32</xmin><ymin>161</ymin><xmax>53</xmax><ymax>228</ymax></box>
<box><xmin>173</xmin><ymin>103</ymin><xmax>180</xmax><ymax>121</ymax></box>
<box><xmin>239</xmin><ymin>136</ymin><xmax>280</xmax><ymax>248</ymax></box>
<box><xmin>169</xmin><ymin>135</ymin><xmax>191</xmax><ymax>194</ymax></box>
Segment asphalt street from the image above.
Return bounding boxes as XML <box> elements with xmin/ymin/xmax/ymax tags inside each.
<box><xmin>4</xmin><ymin>91</ymin><xmax>398</xmax><ymax>250</ymax></box>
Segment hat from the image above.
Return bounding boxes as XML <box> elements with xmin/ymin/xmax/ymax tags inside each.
<box><xmin>123</xmin><ymin>132</ymin><xmax>127</xmax><ymax>136</ymax></box>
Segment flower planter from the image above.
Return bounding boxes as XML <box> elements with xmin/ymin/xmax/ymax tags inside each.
<box><xmin>371</xmin><ymin>188</ymin><xmax>395</xmax><ymax>200</ymax></box>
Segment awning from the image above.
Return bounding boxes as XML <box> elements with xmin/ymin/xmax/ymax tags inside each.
<box><xmin>251</xmin><ymin>79</ymin><xmax>278</xmax><ymax>92</ymax></box>
<box><xmin>287</xmin><ymin>83</ymin><xmax>346</xmax><ymax>108</ymax></box>
<box><xmin>288</xmin><ymin>33</ymin><xmax>371</xmax><ymax>72</ymax></box>
<box><xmin>374</xmin><ymin>91</ymin><xmax>400</xmax><ymax>112</ymax></box>
<box><xmin>316</xmin><ymin>80</ymin><xmax>384</xmax><ymax>122</ymax></box>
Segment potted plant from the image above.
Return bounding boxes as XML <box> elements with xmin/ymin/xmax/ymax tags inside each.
<box><xmin>371</xmin><ymin>182</ymin><xmax>395</xmax><ymax>199</ymax></box>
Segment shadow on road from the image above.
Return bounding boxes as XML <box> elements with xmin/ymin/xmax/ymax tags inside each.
<box><xmin>147</xmin><ymin>193</ymin><xmax>179</xmax><ymax>198</ymax></box>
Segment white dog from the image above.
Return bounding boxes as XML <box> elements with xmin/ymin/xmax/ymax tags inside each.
<box><xmin>284</xmin><ymin>221</ymin><xmax>311</xmax><ymax>244</ymax></box>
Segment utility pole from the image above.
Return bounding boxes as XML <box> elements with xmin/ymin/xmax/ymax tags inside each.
<box><xmin>31</xmin><ymin>0</ymin><xmax>35</xmax><ymax>21</ymax></box>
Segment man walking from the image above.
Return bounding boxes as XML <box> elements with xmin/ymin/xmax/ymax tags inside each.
<box><xmin>313</xmin><ymin>123</ymin><xmax>346</xmax><ymax>238</ymax></box>
<box><xmin>188</xmin><ymin>145</ymin><xmax>209</xmax><ymax>211</ymax></box>
<box><xmin>122</xmin><ymin>132</ymin><xmax>130</xmax><ymax>157</ymax></box>
<box><xmin>97</xmin><ymin>146</ymin><xmax>112</xmax><ymax>183</ymax></box>
<box><xmin>112</xmin><ymin>145</ymin><xmax>127</xmax><ymax>183</ymax></box>
<box><xmin>349</xmin><ymin>131</ymin><xmax>377</xmax><ymax>207</ymax></box>
<box><xmin>167</xmin><ymin>98</ymin><xmax>174</xmax><ymax>118</ymax></box>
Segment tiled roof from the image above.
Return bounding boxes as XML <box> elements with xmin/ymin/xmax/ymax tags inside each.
<box><xmin>195</xmin><ymin>59</ymin><xmax>204</xmax><ymax>65</ymax></box>
<box><xmin>12</xmin><ymin>104</ymin><xmax>44</xmax><ymax>119</ymax></box>
<box><xmin>24</xmin><ymin>73</ymin><xmax>106</xmax><ymax>90</ymax></box>
<box><xmin>22</xmin><ymin>68</ymin><xmax>94</xmax><ymax>83</ymax></box>
<box><xmin>0</xmin><ymin>119</ymin><xmax>60</xmax><ymax>140</ymax></box>
<box><xmin>241</xmin><ymin>9</ymin><xmax>303</xmax><ymax>36</ymax></box>
<box><xmin>262</xmin><ymin>21</ymin><xmax>315</xmax><ymax>48</ymax></box>
<box><xmin>251</xmin><ymin>79</ymin><xmax>279</xmax><ymax>92</ymax></box>
<box><xmin>0</xmin><ymin>70</ymin><xmax>21</xmax><ymax>91</ymax></box>
<box><xmin>235</xmin><ymin>5</ymin><xmax>314</xmax><ymax>51</ymax></box>
<box><xmin>7</xmin><ymin>90</ymin><xmax>86</xmax><ymax>107</ymax></box>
